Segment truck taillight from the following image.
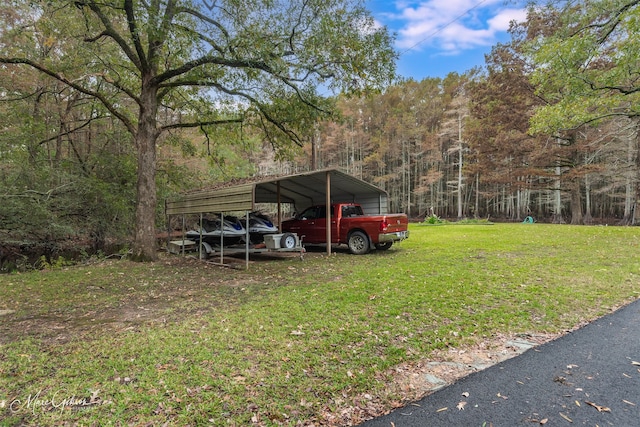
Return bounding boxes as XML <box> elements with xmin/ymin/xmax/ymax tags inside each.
<box><xmin>379</xmin><ymin>220</ymin><xmax>389</xmax><ymax>232</ymax></box>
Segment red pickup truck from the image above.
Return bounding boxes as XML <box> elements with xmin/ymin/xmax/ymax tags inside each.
<box><xmin>281</xmin><ymin>203</ymin><xmax>409</xmax><ymax>254</ymax></box>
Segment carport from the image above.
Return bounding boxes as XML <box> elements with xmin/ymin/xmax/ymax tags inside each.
<box><xmin>165</xmin><ymin>168</ymin><xmax>391</xmax><ymax>267</ymax></box>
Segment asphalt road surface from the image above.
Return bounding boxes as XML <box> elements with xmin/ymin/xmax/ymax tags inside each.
<box><xmin>360</xmin><ymin>298</ymin><xmax>640</xmax><ymax>427</ymax></box>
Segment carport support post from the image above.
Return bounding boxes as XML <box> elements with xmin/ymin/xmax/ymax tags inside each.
<box><xmin>326</xmin><ymin>171</ymin><xmax>331</xmax><ymax>256</ymax></box>
<box><xmin>219</xmin><ymin>212</ymin><xmax>224</xmax><ymax>264</ymax></box>
<box><xmin>245</xmin><ymin>211</ymin><xmax>249</xmax><ymax>270</ymax></box>
<box><xmin>277</xmin><ymin>181</ymin><xmax>282</xmax><ymax>231</ymax></box>
<box><xmin>166</xmin><ymin>211</ymin><xmax>171</xmax><ymax>253</ymax></box>
<box><xmin>181</xmin><ymin>215</ymin><xmax>186</xmax><ymax>256</ymax></box>
<box><xmin>199</xmin><ymin>213</ymin><xmax>203</xmax><ymax>259</ymax></box>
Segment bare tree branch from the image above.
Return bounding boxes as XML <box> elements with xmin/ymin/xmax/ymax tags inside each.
<box><xmin>76</xmin><ymin>0</ymin><xmax>144</xmax><ymax>71</ymax></box>
<box><xmin>161</xmin><ymin>117</ymin><xmax>243</xmax><ymax>131</ymax></box>
<box><xmin>0</xmin><ymin>57</ymin><xmax>138</xmax><ymax>137</ymax></box>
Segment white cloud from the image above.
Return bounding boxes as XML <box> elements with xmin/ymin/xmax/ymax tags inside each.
<box><xmin>389</xmin><ymin>0</ymin><xmax>527</xmax><ymax>54</ymax></box>
<box><xmin>487</xmin><ymin>8</ymin><xmax>528</xmax><ymax>32</ymax></box>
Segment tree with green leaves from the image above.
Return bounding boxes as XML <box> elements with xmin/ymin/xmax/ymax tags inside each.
<box><xmin>526</xmin><ymin>0</ymin><xmax>640</xmax><ymax>223</ymax></box>
<box><xmin>0</xmin><ymin>0</ymin><xmax>396</xmax><ymax>260</ymax></box>
<box><xmin>527</xmin><ymin>0</ymin><xmax>640</xmax><ymax>134</ymax></box>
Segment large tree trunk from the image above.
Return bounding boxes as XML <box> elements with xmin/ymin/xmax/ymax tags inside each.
<box><xmin>569</xmin><ymin>180</ymin><xmax>583</xmax><ymax>225</ymax></box>
<box><xmin>583</xmin><ymin>174</ymin><xmax>593</xmax><ymax>224</ymax></box>
<box><xmin>132</xmin><ymin>82</ymin><xmax>159</xmax><ymax>261</ymax></box>
<box><xmin>551</xmin><ymin>164</ymin><xmax>565</xmax><ymax>224</ymax></box>
<box><xmin>621</xmin><ymin>173</ymin><xmax>634</xmax><ymax>225</ymax></box>
<box><xmin>457</xmin><ymin>114</ymin><xmax>464</xmax><ymax>220</ymax></box>
<box><xmin>635</xmin><ymin>129</ymin><xmax>640</xmax><ymax>226</ymax></box>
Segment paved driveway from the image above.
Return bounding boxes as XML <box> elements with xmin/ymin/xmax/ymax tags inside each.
<box><xmin>360</xmin><ymin>298</ymin><xmax>640</xmax><ymax>426</ymax></box>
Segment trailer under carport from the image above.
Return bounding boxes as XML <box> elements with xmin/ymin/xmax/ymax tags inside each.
<box><xmin>165</xmin><ymin>168</ymin><xmax>392</xmax><ymax>267</ymax></box>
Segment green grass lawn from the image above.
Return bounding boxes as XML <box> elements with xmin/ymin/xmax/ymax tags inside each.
<box><xmin>1</xmin><ymin>223</ymin><xmax>639</xmax><ymax>426</ymax></box>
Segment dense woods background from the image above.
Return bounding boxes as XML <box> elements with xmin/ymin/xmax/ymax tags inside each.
<box><xmin>1</xmin><ymin>0</ymin><xmax>639</xmax><ymax>265</ymax></box>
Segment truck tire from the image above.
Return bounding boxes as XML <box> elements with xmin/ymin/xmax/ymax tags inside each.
<box><xmin>348</xmin><ymin>231</ymin><xmax>370</xmax><ymax>255</ymax></box>
<box><xmin>375</xmin><ymin>242</ymin><xmax>393</xmax><ymax>251</ymax></box>
<box><xmin>280</xmin><ymin>232</ymin><xmax>297</xmax><ymax>249</ymax></box>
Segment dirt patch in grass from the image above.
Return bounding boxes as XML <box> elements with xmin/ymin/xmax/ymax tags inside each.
<box><xmin>1</xmin><ymin>249</ymin><xmax>330</xmax><ymax>345</ymax></box>
<box><xmin>0</xmin><ymin>254</ymin><xmax>256</xmax><ymax>345</ymax></box>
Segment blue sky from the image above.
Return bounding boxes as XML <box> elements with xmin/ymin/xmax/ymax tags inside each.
<box><xmin>367</xmin><ymin>0</ymin><xmax>529</xmax><ymax>80</ymax></box>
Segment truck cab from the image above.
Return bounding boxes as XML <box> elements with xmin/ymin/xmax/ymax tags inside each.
<box><xmin>282</xmin><ymin>203</ymin><xmax>408</xmax><ymax>254</ymax></box>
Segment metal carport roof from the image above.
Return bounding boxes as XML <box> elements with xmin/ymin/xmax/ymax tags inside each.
<box><xmin>165</xmin><ymin>168</ymin><xmax>390</xmax><ymax>216</ymax></box>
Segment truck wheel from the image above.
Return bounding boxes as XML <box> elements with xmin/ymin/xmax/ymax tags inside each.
<box><xmin>348</xmin><ymin>231</ymin><xmax>370</xmax><ymax>255</ymax></box>
<box><xmin>280</xmin><ymin>233</ymin><xmax>297</xmax><ymax>249</ymax></box>
<box><xmin>375</xmin><ymin>242</ymin><xmax>393</xmax><ymax>251</ymax></box>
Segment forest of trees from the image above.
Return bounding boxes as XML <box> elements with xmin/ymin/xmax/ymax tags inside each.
<box><xmin>261</xmin><ymin>0</ymin><xmax>640</xmax><ymax>224</ymax></box>
<box><xmin>289</xmin><ymin>71</ymin><xmax>640</xmax><ymax>223</ymax></box>
<box><xmin>1</xmin><ymin>0</ymin><xmax>639</xmax><ymax>263</ymax></box>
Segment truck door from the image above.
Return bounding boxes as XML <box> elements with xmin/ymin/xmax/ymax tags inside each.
<box><xmin>287</xmin><ymin>206</ymin><xmax>321</xmax><ymax>242</ymax></box>
<box><xmin>315</xmin><ymin>205</ymin><xmax>336</xmax><ymax>244</ymax></box>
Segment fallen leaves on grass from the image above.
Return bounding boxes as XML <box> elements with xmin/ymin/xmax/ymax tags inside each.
<box><xmin>114</xmin><ymin>376</ymin><xmax>136</xmax><ymax>384</ymax></box>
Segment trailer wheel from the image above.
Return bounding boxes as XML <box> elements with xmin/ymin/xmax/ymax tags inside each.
<box><xmin>280</xmin><ymin>233</ymin><xmax>297</xmax><ymax>249</ymax></box>
<box><xmin>348</xmin><ymin>231</ymin><xmax>370</xmax><ymax>255</ymax></box>
<box><xmin>375</xmin><ymin>242</ymin><xmax>393</xmax><ymax>251</ymax></box>
<box><xmin>199</xmin><ymin>241</ymin><xmax>212</xmax><ymax>259</ymax></box>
